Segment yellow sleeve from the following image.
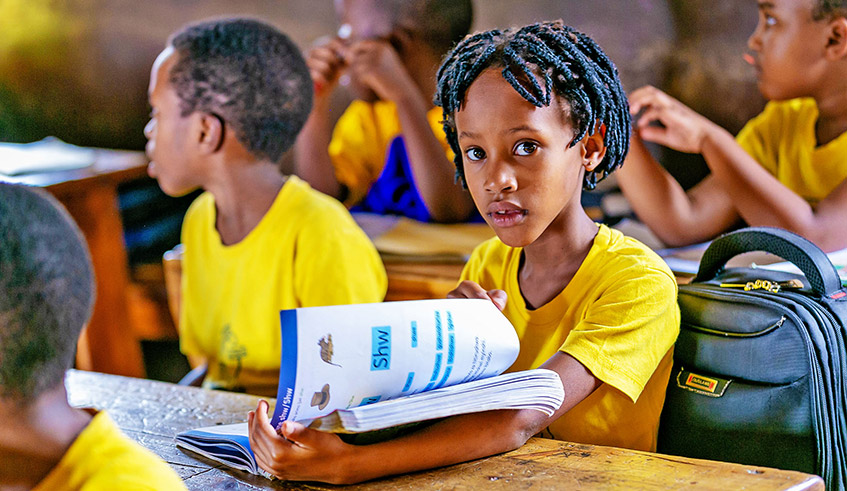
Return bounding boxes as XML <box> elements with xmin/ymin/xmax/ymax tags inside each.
<box><xmin>735</xmin><ymin>102</ymin><xmax>782</xmax><ymax>175</ymax></box>
<box><xmin>328</xmin><ymin>101</ymin><xmax>385</xmax><ymax>206</ymax></box>
<box><xmin>293</xmin><ymin>208</ymin><xmax>387</xmax><ymax>306</ymax></box>
<box><xmin>562</xmin><ymin>265</ymin><xmax>680</xmax><ymax>403</ymax></box>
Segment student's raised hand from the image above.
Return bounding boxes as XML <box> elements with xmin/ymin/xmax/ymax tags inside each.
<box><xmin>305</xmin><ymin>37</ymin><xmax>347</xmax><ymax>98</ymax></box>
<box><xmin>344</xmin><ymin>39</ymin><xmax>417</xmax><ymax>103</ymax></box>
<box><xmin>248</xmin><ymin>399</ymin><xmax>353</xmax><ymax>483</ymax></box>
<box><xmin>447</xmin><ymin>280</ymin><xmax>508</xmax><ymax>311</ymax></box>
<box><xmin>629</xmin><ymin>85</ymin><xmax>717</xmax><ymax>154</ymax></box>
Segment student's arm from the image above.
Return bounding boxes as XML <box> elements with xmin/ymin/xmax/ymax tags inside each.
<box><xmin>623</xmin><ymin>86</ymin><xmax>847</xmax><ymax>251</ymax></box>
<box><xmin>618</xmin><ymin>133</ymin><xmax>740</xmax><ymax>246</ymax></box>
<box><xmin>697</xmin><ymin>124</ymin><xmax>847</xmax><ymax>251</ymax></box>
<box><xmin>247</xmin><ymin>282</ymin><xmax>600</xmax><ymax>484</ymax></box>
<box><xmin>294</xmin><ymin>38</ymin><xmax>347</xmax><ymax>200</ymax></box>
<box><xmin>344</xmin><ymin>40</ymin><xmax>475</xmax><ymax>222</ymax></box>
<box><xmin>248</xmin><ymin>352</ymin><xmax>598</xmax><ymax>484</ymax></box>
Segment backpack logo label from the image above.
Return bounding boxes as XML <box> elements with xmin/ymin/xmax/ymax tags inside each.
<box><xmin>685</xmin><ymin>373</ymin><xmax>717</xmax><ymax>392</ymax></box>
<box><xmin>676</xmin><ymin>367</ymin><xmax>731</xmax><ymax>397</ymax></box>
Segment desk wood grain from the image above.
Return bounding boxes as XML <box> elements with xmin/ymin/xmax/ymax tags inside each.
<box><xmin>66</xmin><ymin>370</ymin><xmax>823</xmax><ymax>490</ymax></box>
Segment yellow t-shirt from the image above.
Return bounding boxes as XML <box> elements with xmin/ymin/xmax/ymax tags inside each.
<box><xmin>179</xmin><ymin>176</ymin><xmax>387</xmax><ymax>396</ymax></box>
<box><xmin>461</xmin><ymin>224</ymin><xmax>680</xmax><ymax>451</ymax></box>
<box><xmin>736</xmin><ymin>97</ymin><xmax>847</xmax><ymax>205</ymax></box>
<box><xmin>33</xmin><ymin>411</ymin><xmax>185</xmax><ymax>491</ymax></box>
<box><xmin>328</xmin><ymin>100</ymin><xmax>454</xmax><ymax>206</ymax></box>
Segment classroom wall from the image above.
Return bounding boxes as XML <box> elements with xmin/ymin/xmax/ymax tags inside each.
<box><xmin>0</xmin><ymin>0</ymin><xmax>764</xmax><ymax>185</ymax></box>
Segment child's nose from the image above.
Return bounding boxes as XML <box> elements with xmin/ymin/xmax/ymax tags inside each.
<box><xmin>747</xmin><ymin>29</ymin><xmax>762</xmax><ymax>52</ymax></box>
<box><xmin>484</xmin><ymin>160</ymin><xmax>517</xmax><ymax>194</ymax></box>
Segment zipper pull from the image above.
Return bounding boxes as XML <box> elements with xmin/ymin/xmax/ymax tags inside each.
<box><xmin>719</xmin><ymin>279</ymin><xmax>803</xmax><ymax>293</ymax></box>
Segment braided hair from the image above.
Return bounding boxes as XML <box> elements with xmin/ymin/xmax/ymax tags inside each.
<box><xmin>435</xmin><ymin>20</ymin><xmax>630</xmax><ymax>191</ymax></box>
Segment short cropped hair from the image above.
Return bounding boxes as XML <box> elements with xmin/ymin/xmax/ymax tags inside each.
<box><xmin>813</xmin><ymin>0</ymin><xmax>847</xmax><ymax>19</ymax></box>
<box><xmin>168</xmin><ymin>18</ymin><xmax>313</xmax><ymax>163</ymax></box>
<box><xmin>435</xmin><ymin>21</ymin><xmax>630</xmax><ymax>191</ymax></box>
<box><xmin>0</xmin><ymin>183</ymin><xmax>94</xmax><ymax>402</ymax></box>
<box><xmin>389</xmin><ymin>0</ymin><xmax>473</xmax><ymax>56</ymax></box>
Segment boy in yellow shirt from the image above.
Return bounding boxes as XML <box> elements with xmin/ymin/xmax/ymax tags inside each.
<box><xmin>0</xmin><ymin>183</ymin><xmax>186</xmax><ymax>491</ymax></box>
<box><xmin>247</xmin><ymin>21</ymin><xmax>680</xmax><ymax>483</ymax></box>
<box><xmin>617</xmin><ymin>0</ymin><xmax>847</xmax><ymax>251</ymax></box>
<box><xmin>145</xmin><ymin>19</ymin><xmax>387</xmax><ymax>397</ymax></box>
<box><xmin>294</xmin><ymin>0</ymin><xmax>477</xmax><ymax>222</ymax></box>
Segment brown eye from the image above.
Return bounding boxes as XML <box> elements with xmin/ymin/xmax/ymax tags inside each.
<box><xmin>515</xmin><ymin>141</ymin><xmax>537</xmax><ymax>156</ymax></box>
<box><xmin>465</xmin><ymin>147</ymin><xmax>486</xmax><ymax>161</ymax></box>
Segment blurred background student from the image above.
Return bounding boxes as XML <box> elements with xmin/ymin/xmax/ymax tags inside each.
<box><xmin>293</xmin><ymin>0</ymin><xmax>477</xmax><ymax>223</ymax></box>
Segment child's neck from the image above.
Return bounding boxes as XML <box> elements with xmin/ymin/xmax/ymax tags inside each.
<box><xmin>0</xmin><ymin>385</ymin><xmax>92</xmax><ymax>490</ymax></box>
<box><xmin>208</xmin><ymin>159</ymin><xmax>287</xmax><ymax>246</ymax></box>
<box><xmin>518</xmin><ymin>212</ymin><xmax>598</xmax><ymax>310</ymax></box>
<box><xmin>813</xmin><ymin>76</ymin><xmax>847</xmax><ymax>145</ymax></box>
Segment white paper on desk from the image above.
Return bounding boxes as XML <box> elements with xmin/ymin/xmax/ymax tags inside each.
<box><xmin>754</xmin><ymin>248</ymin><xmax>847</xmax><ymax>285</ymax></box>
<box><xmin>270</xmin><ymin>298</ymin><xmax>519</xmax><ymax>428</ymax></box>
<box><xmin>656</xmin><ymin>241</ymin><xmax>711</xmax><ymax>275</ymax></box>
<box><xmin>0</xmin><ymin>137</ymin><xmax>94</xmax><ymax>176</ymax></box>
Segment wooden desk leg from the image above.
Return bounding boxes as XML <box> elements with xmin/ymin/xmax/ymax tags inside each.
<box><xmin>55</xmin><ymin>182</ymin><xmax>145</xmax><ymax>378</ymax></box>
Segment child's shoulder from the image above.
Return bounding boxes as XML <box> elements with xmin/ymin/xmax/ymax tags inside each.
<box><xmin>590</xmin><ymin>225</ymin><xmax>676</xmax><ymax>283</ymax></box>
<box><xmin>752</xmin><ymin>97</ymin><xmax>817</xmax><ymax>126</ymax></box>
<box><xmin>183</xmin><ymin>190</ymin><xmax>215</xmax><ymax>225</ymax></box>
<box><xmin>281</xmin><ymin>176</ymin><xmax>368</xmax><ymax>232</ymax></box>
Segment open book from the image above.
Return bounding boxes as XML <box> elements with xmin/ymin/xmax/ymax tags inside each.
<box><xmin>176</xmin><ymin>299</ymin><xmax>565</xmax><ymax>476</ymax></box>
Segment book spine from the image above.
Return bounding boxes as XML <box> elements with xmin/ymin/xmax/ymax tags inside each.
<box><xmin>271</xmin><ymin>309</ymin><xmax>299</xmax><ymax>429</ymax></box>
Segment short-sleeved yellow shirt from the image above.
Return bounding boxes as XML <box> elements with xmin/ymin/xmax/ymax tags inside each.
<box><xmin>461</xmin><ymin>224</ymin><xmax>680</xmax><ymax>451</ymax></box>
<box><xmin>736</xmin><ymin>98</ymin><xmax>847</xmax><ymax>205</ymax></box>
<box><xmin>327</xmin><ymin>100</ymin><xmax>453</xmax><ymax>207</ymax></box>
<box><xmin>179</xmin><ymin>176</ymin><xmax>387</xmax><ymax>396</ymax></box>
<box><xmin>33</xmin><ymin>411</ymin><xmax>186</xmax><ymax>491</ymax></box>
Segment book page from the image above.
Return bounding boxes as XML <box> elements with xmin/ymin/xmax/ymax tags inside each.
<box><xmin>270</xmin><ymin>299</ymin><xmax>519</xmax><ymax>428</ymax></box>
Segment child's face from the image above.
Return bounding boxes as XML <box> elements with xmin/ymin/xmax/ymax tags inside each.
<box><xmin>454</xmin><ymin>69</ymin><xmax>603</xmax><ymax>248</ymax></box>
<box><xmin>335</xmin><ymin>0</ymin><xmax>405</xmax><ymax>102</ymax></box>
<box><xmin>144</xmin><ymin>47</ymin><xmax>202</xmax><ymax>197</ymax></box>
<box><xmin>747</xmin><ymin>0</ymin><xmax>832</xmax><ymax>100</ymax></box>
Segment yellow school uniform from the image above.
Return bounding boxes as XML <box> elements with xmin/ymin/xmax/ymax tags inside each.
<box><xmin>179</xmin><ymin>176</ymin><xmax>387</xmax><ymax>396</ymax></box>
<box><xmin>33</xmin><ymin>411</ymin><xmax>186</xmax><ymax>491</ymax></box>
<box><xmin>736</xmin><ymin>97</ymin><xmax>847</xmax><ymax>204</ymax></box>
<box><xmin>461</xmin><ymin>224</ymin><xmax>680</xmax><ymax>451</ymax></box>
<box><xmin>328</xmin><ymin>100</ymin><xmax>453</xmax><ymax>207</ymax></box>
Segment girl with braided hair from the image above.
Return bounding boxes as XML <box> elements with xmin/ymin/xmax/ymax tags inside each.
<box><xmin>247</xmin><ymin>21</ymin><xmax>679</xmax><ymax>484</ymax></box>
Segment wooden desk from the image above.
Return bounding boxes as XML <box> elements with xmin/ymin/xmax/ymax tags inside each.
<box><xmin>66</xmin><ymin>370</ymin><xmax>823</xmax><ymax>490</ymax></box>
<box><xmin>1</xmin><ymin>149</ymin><xmax>148</xmax><ymax>377</ymax></box>
<box><xmin>383</xmin><ymin>259</ymin><xmax>464</xmax><ymax>301</ymax></box>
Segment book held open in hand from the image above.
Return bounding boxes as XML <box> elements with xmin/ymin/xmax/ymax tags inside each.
<box><xmin>176</xmin><ymin>299</ymin><xmax>565</xmax><ymax>476</ymax></box>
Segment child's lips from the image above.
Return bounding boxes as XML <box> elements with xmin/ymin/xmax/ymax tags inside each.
<box><xmin>743</xmin><ymin>53</ymin><xmax>761</xmax><ymax>73</ymax></box>
<box><xmin>487</xmin><ymin>202</ymin><xmax>527</xmax><ymax>227</ymax></box>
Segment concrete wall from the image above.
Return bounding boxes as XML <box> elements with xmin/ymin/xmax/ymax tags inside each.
<box><xmin>0</xmin><ymin>0</ymin><xmax>765</xmax><ymax>184</ymax></box>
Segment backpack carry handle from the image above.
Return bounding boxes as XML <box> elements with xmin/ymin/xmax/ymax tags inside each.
<box><xmin>694</xmin><ymin>227</ymin><xmax>843</xmax><ymax>297</ymax></box>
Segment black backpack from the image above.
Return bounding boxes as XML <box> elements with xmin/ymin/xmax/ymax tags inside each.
<box><xmin>657</xmin><ymin>227</ymin><xmax>847</xmax><ymax>490</ymax></box>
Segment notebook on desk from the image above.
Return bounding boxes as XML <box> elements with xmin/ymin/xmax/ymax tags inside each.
<box><xmin>659</xmin><ymin>241</ymin><xmax>847</xmax><ymax>286</ymax></box>
<box><xmin>353</xmin><ymin>213</ymin><xmax>495</xmax><ymax>262</ymax></box>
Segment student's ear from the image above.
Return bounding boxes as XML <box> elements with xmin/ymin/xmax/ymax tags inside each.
<box><xmin>581</xmin><ymin>123</ymin><xmax>607</xmax><ymax>172</ymax></box>
<box><xmin>825</xmin><ymin>16</ymin><xmax>847</xmax><ymax>60</ymax></box>
<box><xmin>197</xmin><ymin>112</ymin><xmax>225</xmax><ymax>154</ymax></box>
